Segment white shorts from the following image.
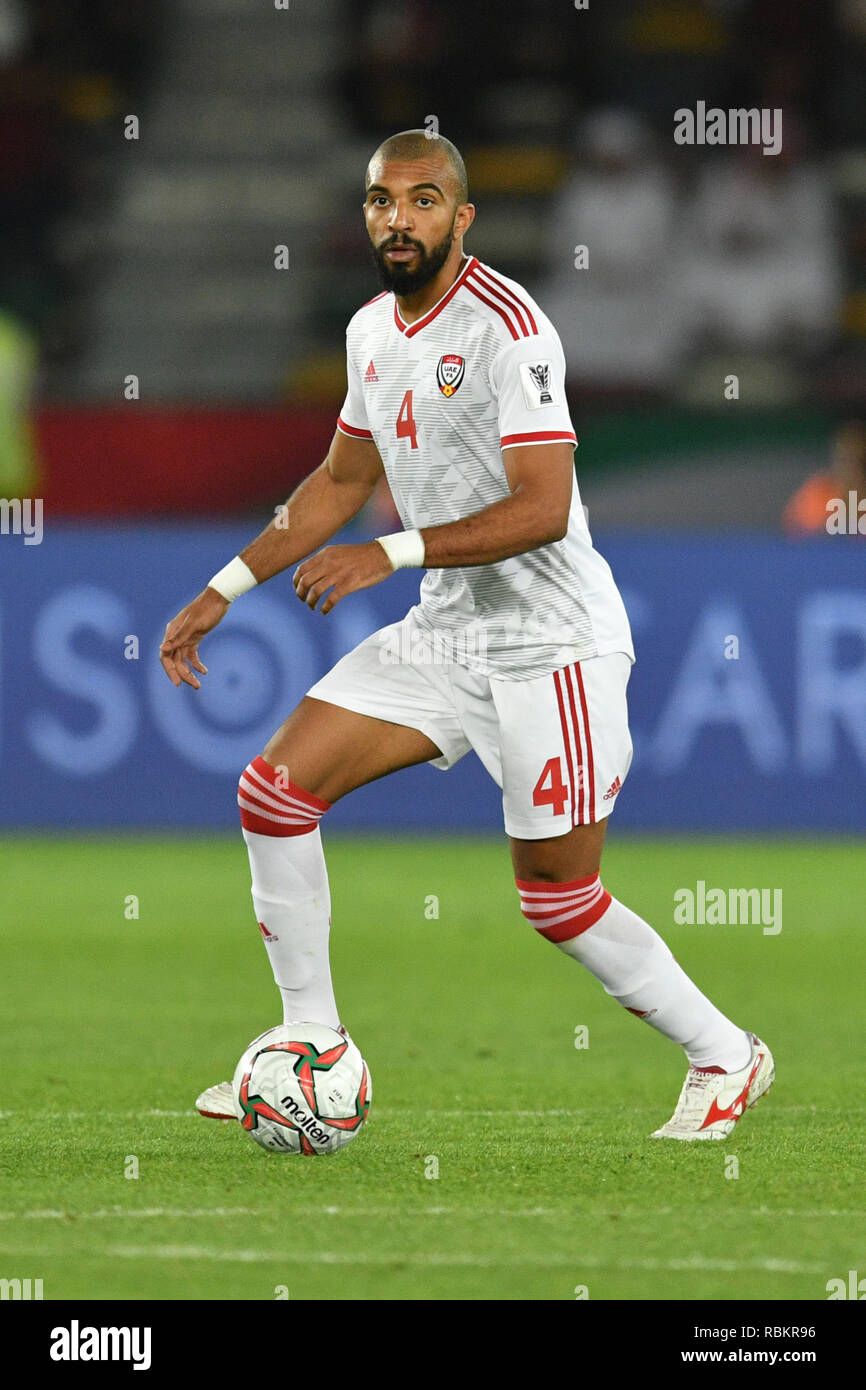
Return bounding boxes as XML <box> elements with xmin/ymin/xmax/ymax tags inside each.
<box><xmin>306</xmin><ymin>613</ymin><xmax>634</xmax><ymax>840</ymax></box>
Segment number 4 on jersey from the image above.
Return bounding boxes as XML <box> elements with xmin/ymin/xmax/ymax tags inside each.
<box><xmin>532</xmin><ymin>757</ymin><xmax>569</xmax><ymax>816</ymax></box>
<box><xmin>396</xmin><ymin>389</ymin><xmax>418</xmax><ymax>450</ymax></box>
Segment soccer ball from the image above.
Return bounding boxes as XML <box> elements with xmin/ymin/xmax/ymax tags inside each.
<box><xmin>232</xmin><ymin>1023</ymin><xmax>371</xmax><ymax>1155</ymax></box>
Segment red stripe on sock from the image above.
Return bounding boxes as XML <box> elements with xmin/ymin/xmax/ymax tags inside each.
<box><xmin>515</xmin><ymin>872</ymin><xmax>604</xmax><ymax>893</ymax></box>
<box><xmin>535</xmin><ymin>892</ymin><xmax>611</xmax><ymax>942</ymax></box>
<box><xmin>248</xmin><ymin>757</ymin><xmax>331</xmax><ymax>812</ymax></box>
<box><xmin>516</xmin><ymin>873</ymin><xmax>612</xmax><ymax>943</ymax></box>
<box><xmin>238</xmin><ymin>811</ymin><xmax>319</xmax><ymax>837</ymax></box>
<box><xmin>238</xmin><ymin>758</ymin><xmax>331</xmax><ymax>836</ymax></box>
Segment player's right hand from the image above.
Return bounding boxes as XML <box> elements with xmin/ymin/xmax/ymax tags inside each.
<box><xmin>159</xmin><ymin>587</ymin><xmax>230</xmax><ymax>689</ymax></box>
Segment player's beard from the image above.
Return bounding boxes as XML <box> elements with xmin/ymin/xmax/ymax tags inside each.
<box><xmin>371</xmin><ymin>220</ymin><xmax>456</xmax><ymax>296</ymax></box>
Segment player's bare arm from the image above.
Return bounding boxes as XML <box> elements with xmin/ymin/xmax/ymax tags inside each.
<box><xmin>159</xmin><ymin>429</ymin><xmax>384</xmax><ymax>688</ymax></box>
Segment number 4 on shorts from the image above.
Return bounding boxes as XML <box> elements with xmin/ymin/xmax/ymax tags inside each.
<box><xmin>532</xmin><ymin>757</ymin><xmax>569</xmax><ymax>816</ymax></box>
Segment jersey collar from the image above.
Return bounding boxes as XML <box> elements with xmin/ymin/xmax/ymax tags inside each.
<box><xmin>393</xmin><ymin>255</ymin><xmax>478</xmax><ymax>338</ymax></box>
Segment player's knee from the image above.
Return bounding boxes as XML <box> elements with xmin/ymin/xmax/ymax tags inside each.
<box><xmin>237</xmin><ymin>755</ymin><xmax>331</xmax><ymax>837</ymax></box>
<box><xmin>515</xmin><ymin>871</ymin><xmax>612</xmax><ymax>944</ymax></box>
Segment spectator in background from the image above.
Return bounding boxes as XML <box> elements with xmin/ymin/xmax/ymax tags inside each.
<box><xmin>536</xmin><ymin>107</ymin><xmax>687</xmax><ymax>391</ymax></box>
<box><xmin>678</xmin><ymin>117</ymin><xmax>840</xmax><ymax>356</ymax></box>
<box><xmin>782</xmin><ymin>420</ymin><xmax>866</xmax><ymax>536</ymax></box>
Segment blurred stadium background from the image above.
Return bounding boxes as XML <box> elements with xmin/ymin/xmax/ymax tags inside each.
<box><xmin>0</xmin><ymin>0</ymin><xmax>863</xmax><ymax>833</ymax></box>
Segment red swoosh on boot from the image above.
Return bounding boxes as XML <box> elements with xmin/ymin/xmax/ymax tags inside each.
<box><xmin>700</xmin><ymin>1054</ymin><xmax>763</xmax><ymax>1129</ymax></box>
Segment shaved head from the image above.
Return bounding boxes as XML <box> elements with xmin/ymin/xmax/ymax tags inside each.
<box><xmin>363</xmin><ymin>129</ymin><xmax>474</xmax><ymax>297</ymax></box>
<box><xmin>366</xmin><ymin>129</ymin><xmax>469</xmax><ymax>207</ymax></box>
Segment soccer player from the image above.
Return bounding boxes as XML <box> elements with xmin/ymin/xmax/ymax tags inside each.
<box><xmin>160</xmin><ymin>130</ymin><xmax>773</xmax><ymax>1140</ymax></box>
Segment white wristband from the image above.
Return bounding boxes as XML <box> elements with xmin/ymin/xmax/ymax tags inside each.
<box><xmin>376</xmin><ymin>529</ymin><xmax>426</xmax><ymax>570</ymax></box>
<box><xmin>207</xmin><ymin>556</ymin><xmax>258</xmax><ymax>603</ymax></box>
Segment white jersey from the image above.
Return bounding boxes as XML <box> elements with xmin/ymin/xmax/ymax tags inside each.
<box><xmin>337</xmin><ymin>253</ymin><xmax>634</xmax><ymax>679</ymax></box>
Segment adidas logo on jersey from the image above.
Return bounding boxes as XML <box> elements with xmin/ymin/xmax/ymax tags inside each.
<box><xmin>364</xmin><ymin>360</ymin><xmax>378</xmax><ymax>383</ymax></box>
<box><xmin>603</xmin><ymin>776</ymin><xmax>622</xmax><ymax>801</ymax></box>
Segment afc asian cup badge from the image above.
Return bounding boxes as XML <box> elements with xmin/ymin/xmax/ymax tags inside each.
<box><xmin>436</xmin><ymin>354</ymin><xmax>465</xmax><ymax>397</ymax></box>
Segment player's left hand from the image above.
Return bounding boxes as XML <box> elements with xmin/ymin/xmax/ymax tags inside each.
<box><xmin>293</xmin><ymin>541</ymin><xmax>393</xmax><ymax>614</ymax></box>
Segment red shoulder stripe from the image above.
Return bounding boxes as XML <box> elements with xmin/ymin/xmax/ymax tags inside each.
<box><xmin>472</xmin><ymin>264</ymin><xmax>538</xmax><ymax>335</ymax></box>
<box><xmin>465</xmin><ymin>278</ymin><xmax>522</xmax><ymax>340</ymax></box>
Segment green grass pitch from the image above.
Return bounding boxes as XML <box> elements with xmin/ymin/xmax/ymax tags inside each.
<box><xmin>0</xmin><ymin>832</ymin><xmax>863</xmax><ymax>1302</ymax></box>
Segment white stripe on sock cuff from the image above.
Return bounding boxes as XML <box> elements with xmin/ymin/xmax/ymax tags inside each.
<box><xmin>519</xmin><ymin>883</ymin><xmax>603</xmax><ymax>909</ymax></box>
<box><xmin>375</xmin><ymin>530</ymin><xmax>426</xmax><ymax>570</ymax></box>
<box><xmin>241</xmin><ymin>765</ymin><xmax>324</xmax><ymax>817</ymax></box>
<box><xmin>238</xmin><ymin>788</ymin><xmax>319</xmax><ymax>823</ymax></box>
<box><xmin>207</xmin><ymin>556</ymin><xmax>258</xmax><ymax>602</ymax></box>
<box><xmin>237</xmin><ymin>796</ymin><xmax>316</xmax><ymax>828</ymax></box>
<box><xmin>518</xmin><ymin>881</ymin><xmax>604</xmax><ymax>913</ymax></box>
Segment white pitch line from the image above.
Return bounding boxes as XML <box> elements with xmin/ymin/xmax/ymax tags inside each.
<box><xmin>77</xmin><ymin>1247</ymin><xmax>830</xmax><ymax>1275</ymax></box>
<box><xmin>0</xmin><ymin>1207</ymin><xmax>264</xmax><ymax>1223</ymax></box>
<box><xmin>0</xmin><ymin>1206</ymin><xmax>559</xmax><ymax>1222</ymax></box>
<box><xmin>0</xmin><ymin>1110</ymin><xmax>198</xmax><ymax>1121</ymax></box>
<box><xmin>0</xmin><ymin>1205</ymin><xmax>860</xmax><ymax>1224</ymax></box>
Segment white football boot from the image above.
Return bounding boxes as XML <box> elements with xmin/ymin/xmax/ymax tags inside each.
<box><xmin>195</xmin><ymin>1024</ymin><xmax>351</xmax><ymax>1121</ymax></box>
<box><xmin>651</xmin><ymin>1032</ymin><xmax>774</xmax><ymax>1141</ymax></box>
<box><xmin>195</xmin><ymin>1080</ymin><xmax>236</xmax><ymax>1121</ymax></box>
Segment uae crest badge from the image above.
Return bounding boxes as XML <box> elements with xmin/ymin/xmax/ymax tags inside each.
<box><xmin>436</xmin><ymin>354</ymin><xmax>465</xmax><ymax>397</ymax></box>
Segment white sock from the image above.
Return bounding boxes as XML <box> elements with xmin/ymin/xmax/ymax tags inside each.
<box><xmin>558</xmin><ymin>895</ymin><xmax>751</xmax><ymax>1071</ymax></box>
<box><xmin>242</xmin><ymin>826</ymin><xmax>340</xmax><ymax>1029</ymax></box>
<box><xmin>516</xmin><ymin>874</ymin><xmax>750</xmax><ymax>1072</ymax></box>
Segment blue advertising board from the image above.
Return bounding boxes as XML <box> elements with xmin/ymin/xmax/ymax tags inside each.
<box><xmin>1</xmin><ymin>523</ymin><xmax>864</xmax><ymax>831</ymax></box>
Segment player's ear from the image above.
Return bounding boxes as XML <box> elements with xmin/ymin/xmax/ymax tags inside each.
<box><xmin>456</xmin><ymin>202</ymin><xmax>476</xmax><ymax>235</ymax></box>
